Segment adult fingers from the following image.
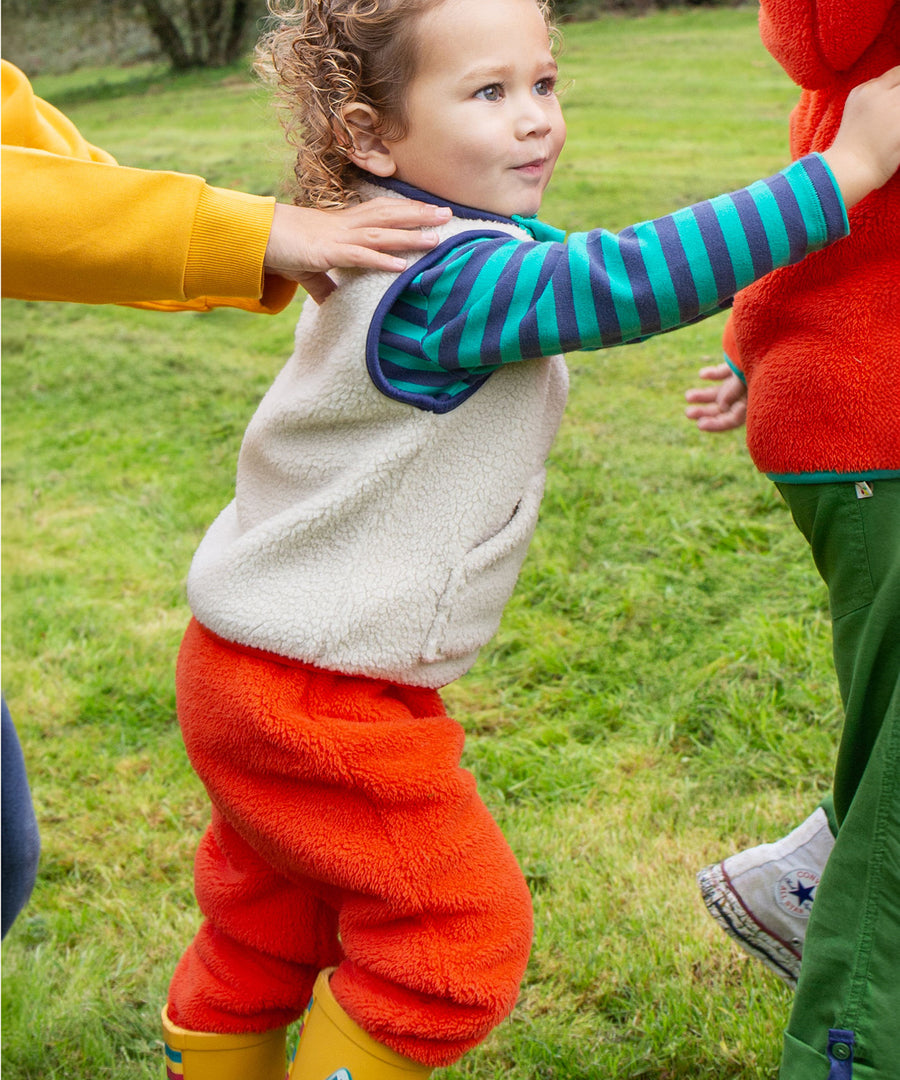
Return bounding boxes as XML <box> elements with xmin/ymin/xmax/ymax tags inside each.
<box><xmin>344</xmin><ymin>226</ymin><xmax>442</xmax><ymax>253</ymax></box>
<box><xmin>296</xmin><ymin>271</ymin><xmax>337</xmax><ymax>304</ymax></box>
<box><xmin>341</xmin><ymin>197</ymin><xmax>451</xmax><ymax>230</ymax></box>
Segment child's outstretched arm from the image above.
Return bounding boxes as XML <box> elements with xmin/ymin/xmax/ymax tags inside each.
<box><xmin>682</xmin><ymin>68</ymin><xmax>900</xmax><ymax>436</ymax></box>
<box><xmin>374</xmin><ymin>152</ymin><xmax>850</xmax><ymax>408</ymax></box>
<box><xmin>820</xmin><ymin>65</ymin><xmax>900</xmax><ymax>208</ymax></box>
<box><xmin>370</xmin><ymin>67</ymin><xmax>900</xmax><ymax>409</ymax></box>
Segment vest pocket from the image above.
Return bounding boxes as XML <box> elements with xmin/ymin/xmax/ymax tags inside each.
<box><xmin>421</xmin><ymin>472</ymin><xmax>546</xmax><ymax>663</ymax></box>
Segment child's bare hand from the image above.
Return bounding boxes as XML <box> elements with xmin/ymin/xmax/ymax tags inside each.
<box><xmin>822</xmin><ymin>65</ymin><xmax>900</xmax><ymax>209</ymax></box>
<box><xmin>264</xmin><ymin>198</ymin><xmax>452</xmax><ymax>303</ymax></box>
<box><xmin>684</xmin><ymin>363</ymin><xmax>747</xmax><ymax>432</ymax></box>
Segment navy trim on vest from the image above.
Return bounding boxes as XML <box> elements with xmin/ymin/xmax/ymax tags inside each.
<box><xmin>367</xmin><ymin>175</ymin><xmax>517</xmax><ymax>225</ymax></box>
<box><xmin>366</xmin><ymin>229</ymin><xmax>516</xmax><ymax>414</ymax></box>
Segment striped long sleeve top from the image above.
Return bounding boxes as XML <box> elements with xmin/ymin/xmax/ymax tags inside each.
<box><xmin>367</xmin><ymin>153</ymin><xmax>847</xmax><ymax>412</ymax></box>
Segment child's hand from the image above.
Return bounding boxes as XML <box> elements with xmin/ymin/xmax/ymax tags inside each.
<box><xmin>684</xmin><ymin>363</ymin><xmax>748</xmax><ymax>432</ymax></box>
<box><xmin>822</xmin><ymin>65</ymin><xmax>900</xmax><ymax>209</ymax></box>
<box><xmin>264</xmin><ymin>198</ymin><xmax>452</xmax><ymax>303</ymax></box>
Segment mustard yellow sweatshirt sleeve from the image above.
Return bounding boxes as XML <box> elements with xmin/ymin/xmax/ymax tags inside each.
<box><xmin>1</xmin><ymin>61</ymin><xmax>295</xmax><ymax>312</ymax></box>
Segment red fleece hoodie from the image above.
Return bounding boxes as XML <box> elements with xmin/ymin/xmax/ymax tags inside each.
<box><xmin>727</xmin><ymin>0</ymin><xmax>900</xmax><ymax>481</ymax></box>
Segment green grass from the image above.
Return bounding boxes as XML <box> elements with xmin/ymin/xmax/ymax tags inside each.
<box><xmin>2</xmin><ymin>9</ymin><xmax>838</xmax><ymax>1078</ymax></box>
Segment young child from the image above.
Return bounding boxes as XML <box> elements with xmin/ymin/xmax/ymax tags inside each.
<box><xmin>160</xmin><ymin>0</ymin><xmax>900</xmax><ymax>1076</ymax></box>
<box><xmin>685</xmin><ymin>0</ymin><xmax>900</xmax><ymax>1076</ymax></box>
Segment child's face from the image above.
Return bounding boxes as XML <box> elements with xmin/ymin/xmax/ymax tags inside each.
<box><xmin>380</xmin><ymin>0</ymin><xmax>566</xmax><ymax>217</ymax></box>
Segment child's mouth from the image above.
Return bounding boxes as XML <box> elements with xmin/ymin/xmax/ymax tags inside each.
<box><xmin>513</xmin><ymin>159</ymin><xmax>546</xmax><ymax>177</ymax></box>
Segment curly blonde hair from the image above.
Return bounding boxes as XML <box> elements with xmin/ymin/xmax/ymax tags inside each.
<box><xmin>257</xmin><ymin>0</ymin><xmax>557</xmax><ymax>208</ymax></box>
<box><xmin>255</xmin><ymin>0</ymin><xmax>443</xmax><ymax>207</ymax></box>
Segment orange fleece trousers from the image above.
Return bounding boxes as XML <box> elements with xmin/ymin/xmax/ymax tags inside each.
<box><xmin>166</xmin><ymin>619</ymin><xmax>533</xmax><ymax>1067</ymax></box>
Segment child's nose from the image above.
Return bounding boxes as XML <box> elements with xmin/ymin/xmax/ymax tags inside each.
<box><xmin>515</xmin><ymin>97</ymin><xmax>552</xmax><ymax>139</ymax></box>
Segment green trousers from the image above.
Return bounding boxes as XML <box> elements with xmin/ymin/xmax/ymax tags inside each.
<box><xmin>776</xmin><ymin>480</ymin><xmax>900</xmax><ymax>1080</ymax></box>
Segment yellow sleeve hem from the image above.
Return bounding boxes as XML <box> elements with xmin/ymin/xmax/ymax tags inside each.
<box><xmin>184</xmin><ymin>185</ymin><xmax>275</xmax><ymax>301</ymax></box>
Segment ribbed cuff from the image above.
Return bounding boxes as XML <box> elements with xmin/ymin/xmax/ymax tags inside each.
<box><xmin>183</xmin><ymin>185</ymin><xmax>275</xmax><ymax>300</ymax></box>
<box><xmin>798</xmin><ymin>153</ymin><xmax>850</xmax><ymax>246</ymax></box>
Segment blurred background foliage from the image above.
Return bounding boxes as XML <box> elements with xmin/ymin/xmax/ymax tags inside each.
<box><xmin>3</xmin><ymin>0</ymin><xmax>752</xmax><ymax>76</ymax></box>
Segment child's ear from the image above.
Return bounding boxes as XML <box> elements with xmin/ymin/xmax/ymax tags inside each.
<box><xmin>340</xmin><ymin>103</ymin><xmax>397</xmax><ymax>177</ymax></box>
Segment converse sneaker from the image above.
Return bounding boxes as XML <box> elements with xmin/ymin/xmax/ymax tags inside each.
<box><xmin>697</xmin><ymin>806</ymin><xmax>835</xmax><ymax>987</ymax></box>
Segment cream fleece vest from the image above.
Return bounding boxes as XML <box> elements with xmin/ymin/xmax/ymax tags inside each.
<box><xmin>187</xmin><ymin>191</ymin><xmax>569</xmax><ymax>687</ymax></box>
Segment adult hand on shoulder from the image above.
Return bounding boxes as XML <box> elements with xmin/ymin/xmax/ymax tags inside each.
<box><xmin>684</xmin><ymin>363</ymin><xmax>748</xmax><ymax>432</ymax></box>
<box><xmin>264</xmin><ymin>198</ymin><xmax>452</xmax><ymax>303</ymax></box>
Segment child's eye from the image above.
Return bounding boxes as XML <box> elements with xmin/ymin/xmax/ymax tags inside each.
<box><xmin>534</xmin><ymin>77</ymin><xmax>556</xmax><ymax>97</ymax></box>
<box><xmin>475</xmin><ymin>84</ymin><xmax>503</xmax><ymax>102</ymax></box>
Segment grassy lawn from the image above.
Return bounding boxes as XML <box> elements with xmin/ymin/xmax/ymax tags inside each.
<box><xmin>2</xmin><ymin>8</ymin><xmax>839</xmax><ymax>1078</ymax></box>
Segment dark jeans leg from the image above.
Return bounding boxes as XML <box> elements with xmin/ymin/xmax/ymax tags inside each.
<box><xmin>2</xmin><ymin>697</ymin><xmax>41</xmax><ymax>937</ymax></box>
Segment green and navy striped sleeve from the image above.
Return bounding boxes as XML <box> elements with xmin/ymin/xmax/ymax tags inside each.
<box><xmin>368</xmin><ymin>154</ymin><xmax>847</xmax><ymax>412</ymax></box>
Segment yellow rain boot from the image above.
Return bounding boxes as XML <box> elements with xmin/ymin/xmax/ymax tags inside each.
<box><xmin>287</xmin><ymin>969</ymin><xmax>432</xmax><ymax>1080</ymax></box>
<box><xmin>162</xmin><ymin>1006</ymin><xmax>287</xmax><ymax>1080</ymax></box>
